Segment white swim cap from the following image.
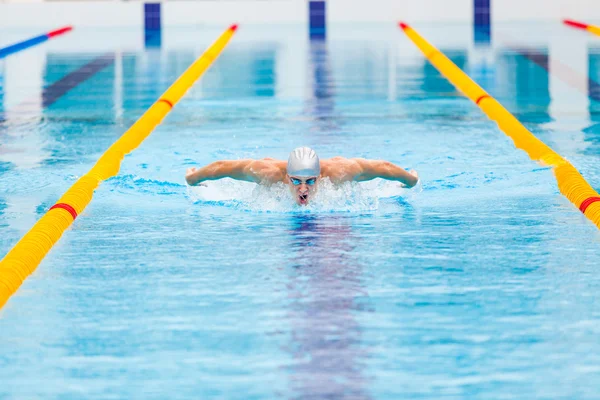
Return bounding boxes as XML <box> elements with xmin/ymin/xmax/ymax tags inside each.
<box><xmin>287</xmin><ymin>147</ymin><xmax>320</xmax><ymax>177</ymax></box>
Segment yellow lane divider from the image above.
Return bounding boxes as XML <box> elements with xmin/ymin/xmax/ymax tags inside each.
<box><xmin>398</xmin><ymin>22</ymin><xmax>600</xmax><ymax>229</ymax></box>
<box><xmin>0</xmin><ymin>24</ymin><xmax>238</xmax><ymax>309</ymax></box>
<box><xmin>563</xmin><ymin>19</ymin><xmax>600</xmax><ymax>37</ymax></box>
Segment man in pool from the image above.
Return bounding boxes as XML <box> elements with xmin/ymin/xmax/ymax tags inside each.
<box><xmin>185</xmin><ymin>147</ymin><xmax>419</xmax><ymax>206</ymax></box>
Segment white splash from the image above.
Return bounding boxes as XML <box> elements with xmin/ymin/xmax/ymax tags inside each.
<box><xmin>187</xmin><ymin>178</ymin><xmax>421</xmax><ymax>213</ymax></box>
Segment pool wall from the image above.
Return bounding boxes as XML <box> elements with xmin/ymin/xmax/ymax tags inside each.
<box><xmin>0</xmin><ymin>0</ymin><xmax>598</xmax><ymax>29</ymax></box>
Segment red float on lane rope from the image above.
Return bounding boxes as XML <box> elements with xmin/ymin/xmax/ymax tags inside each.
<box><xmin>49</xmin><ymin>203</ymin><xmax>78</xmax><ymax>220</ymax></box>
<box><xmin>476</xmin><ymin>94</ymin><xmax>491</xmax><ymax>105</ymax></box>
<box><xmin>579</xmin><ymin>197</ymin><xmax>600</xmax><ymax>213</ymax></box>
<box><xmin>563</xmin><ymin>19</ymin><xmax>589</xmax><ymax>30</ymax></box>
<box><xmin>158</xmin><ymin>98</ymin><xmax>173</xmax><ymax>109</ymax></box>
<box><xmin>47</xmin><ymin>26</ymin><xmax>73</xmax><ymax>38</ymax></box>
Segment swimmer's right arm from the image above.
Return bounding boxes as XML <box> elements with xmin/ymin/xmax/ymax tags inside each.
<box><xmin>185</xmin><ymin>160</ymin><xmax>260</xmax><ymax>185</ymax></box>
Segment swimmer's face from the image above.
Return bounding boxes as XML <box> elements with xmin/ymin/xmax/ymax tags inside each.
<box><xmin>287</xmin><ymin>175</ymin><xmax>319</xmax><ymax>206</ymax></box>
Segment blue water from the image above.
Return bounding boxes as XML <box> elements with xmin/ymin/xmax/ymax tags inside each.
<box><xmin>1</xmin><ymin>23</ymin><xmax>600</xmax><ymax>398</ymax></box>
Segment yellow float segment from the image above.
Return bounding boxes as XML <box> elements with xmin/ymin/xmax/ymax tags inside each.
<box><xmin>587</xmin><ymin>25</ymin><xmax>600</xmax><ymax>37</ymax></box>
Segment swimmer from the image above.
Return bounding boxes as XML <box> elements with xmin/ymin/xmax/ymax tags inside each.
<box><xmin>185</xmin><ymin>147</ymin><xmax>419</xmax><ymax>206</ymax></box>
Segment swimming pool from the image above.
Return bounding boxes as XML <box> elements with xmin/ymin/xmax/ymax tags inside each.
<box><xmin>1</xmin><ymin>22</ymin><xmax>600</xmax><ymax>398</ymax></box>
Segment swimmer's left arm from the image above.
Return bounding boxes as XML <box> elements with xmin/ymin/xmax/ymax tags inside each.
<box><xmin>353</xmin><ymin>159</ymin><xmax>419</xmax><ymax>187</ymax></box>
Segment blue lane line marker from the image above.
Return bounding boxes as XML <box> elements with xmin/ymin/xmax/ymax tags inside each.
<box><xmin>474</xmin><ymin>0</ymin><xmax>491</xmax><ymax>44</ymax></box>
<box><xmin>145</xmin><ymin>3</ymin><xmax>162</xmax><ymax>48</ymax></box>
<box><xmin>309</xmin><ymin>1</ymin><xmax>326</xmax><ymax>40</ymax></box>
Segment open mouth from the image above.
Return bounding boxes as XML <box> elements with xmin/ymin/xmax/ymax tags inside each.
<box><xmin>298</xmin><ymin>193</ymin><xmax>309</xmax><ymax>205</ymax></box>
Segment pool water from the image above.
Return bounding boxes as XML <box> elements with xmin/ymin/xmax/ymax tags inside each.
<box><xmin>1</xmin><ymin>23</ymin><xmax>600</xmax><ymax>398</ymax></box>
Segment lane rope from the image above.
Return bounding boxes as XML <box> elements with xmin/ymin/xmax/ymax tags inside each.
<box><xmin>0</xmin><ymin>24</ymin><xmax>239</xmax><ymax>310</ymax></box>
<box><xmin>563</xmin><ymin>19</ymin><xmax>600</xmax><ymax>37</ymax></box>
<box><xmin>48</xmin><ymin>204</ymin><xmax>78</xmax><ymax>220</ymax></box>
<box><xmin>475</xmin><ymin>94</ymin><xmax>491</xmax><ymax>105</ymax></box>
<box><xmin>580</xmin><ymin>197</ymin><xmax>600</xmax><ymax>213</ymax></box>
<box><xmin>0</xmin><ymin>26</ymin><xmax>73</xmax><ymax>59</ymax></box>
<box><xmin>399</xmin><ymin>21</ymin><xmax>600</xmax><ymax>229</ymax></box>
<box><xmin>158</xmin><ymin>98</ymin><xmax>174</xmax><ymax>109</ymax></box>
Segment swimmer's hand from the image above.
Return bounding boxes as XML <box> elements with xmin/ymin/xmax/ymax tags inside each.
<box><xmin>186</xmin><ymin>167</ymin><xmax>207</xmax><ymax>186</ymax></box>
<box><xmin>400</xmin><ymin>170</ymin><xmax>419</xmax><ymax>188</ymax></box>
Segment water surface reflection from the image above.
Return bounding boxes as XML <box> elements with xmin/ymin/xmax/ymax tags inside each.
<box><xmin>285</xmin><ymin>215</ymin><xmax>371</xmax><ymax>400</ymax></box>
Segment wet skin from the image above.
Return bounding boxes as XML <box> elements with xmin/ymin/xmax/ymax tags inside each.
<box><xmin>185</xmin><ymin>157</ymin><xmax>418</xmax><ymax>207</ymax></box>
<box><xmin>287</xmin><ymin>175</ymin><xmax>319</xmax><ymax>205</ymax></box>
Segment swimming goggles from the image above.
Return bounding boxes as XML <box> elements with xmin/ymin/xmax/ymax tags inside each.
<box><xmin>290</xmin><ymin>177</ymin><xmax>317</xmax><ymax>186</ymax></box>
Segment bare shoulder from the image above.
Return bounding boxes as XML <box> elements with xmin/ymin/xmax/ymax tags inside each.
<box><xmin>247</xmin><ymin>158</ymin><xmax>286</xmax><ymax>183</ymax></box>
<box><xmin>252</xmin><ymin>158</ymin><xmax>286</xmax><ymax>170</ymax></box>
<box><xmin>321</xmin><ymin>157</ymin><xmax>362</xmax><ymax>183</ymax></box>
<box><xmin>322</xmin><ymin>157</ymin><xmax>362</xmax><ymax>168</ymax></box>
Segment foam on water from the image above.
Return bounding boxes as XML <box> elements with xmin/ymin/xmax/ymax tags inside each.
<box><xmin>187</xmin><ymin>177</ymin><xmax>422</xmax><ymax>213</ymax></box>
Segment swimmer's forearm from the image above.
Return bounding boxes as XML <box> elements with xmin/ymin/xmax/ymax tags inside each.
<box><xmin>385</xmin><ymin>165</ymin><xmax>418</xmax><ymax>187</ymax></box>
<box><xmin>186</xmin><ymin>162</ymin><xmax>229</xmax><ymax>185</ymax></box>
<box><xmin>186</xmin><ymin>160</ymin><xmax>255</xmax><ymax>185</ymax></box>
<box><xmin>357</xmin><ymin>160</ymin><xmax>418</xmax><ymax>187</ymax></box>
